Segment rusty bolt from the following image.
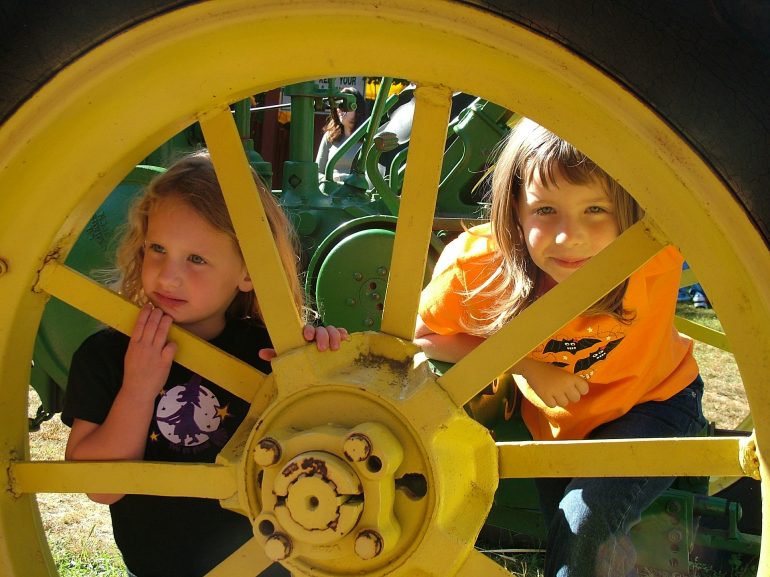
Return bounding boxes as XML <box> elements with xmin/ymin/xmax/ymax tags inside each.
<box><xmin>668</xmin><ymin>529</ymin><xmax>683</xmax><ymax>544</ymax></box>
<box><xmin>254</xmin><ymin>437</ymin><xmax>282</xmax><ymax>467</ymax></box>
<box><xmin>265</xmin><ymin>533</ymin><xmax>292</xmax><ymax>561</ymax></box>
<box><xmin>344</xmin><ymin>433</ymin><xmax>372</xmax><ymax>462</ymax></box>
<box><xmin>0</xmin><ymin>259</ymin><xmax>7</xmax><ymax>276</ymax></box>
<box><xmin>354</xmin><ymin>529</ymin><xmax>383</xmax><ymax>560</ymax></box>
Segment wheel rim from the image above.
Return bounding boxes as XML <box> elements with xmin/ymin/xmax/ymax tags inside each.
<box><xmin>0</xmin><ymin>1</ymin><xmax>767</xmax><ymax>576</ymax></box>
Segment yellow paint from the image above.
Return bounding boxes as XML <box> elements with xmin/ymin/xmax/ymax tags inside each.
<box><xmin>11</xmin><ymin>461</ymin><xmax>237</xmax><ymax>499</ymax></box>
<box><xmin>199</xmin><ymin>108</ymin><xmax>305</xmax><ymax>354</ymax></box>
<box><xmin>498</xmin><ymin>437</ymin><xmax>747</xmax><ymax>478</ymax></box>
<box><xmin>0</xmin><ymin>0</ymin><xmax>767</xmax><ymax>575</ymax></box>
<box><xmin>204</xmin><ymin>537</ymin><xmax>272</xmax><ymax>577</ymax></box>
<box><xmin>36</xmin><ymin>261</ymin><xmax>265</xmax><ymax>401</ymax></box>
<box><xmin>380</xmin><ymin>85</ymin><xmax>452</xmax><ymax>340</ymax></box>
<box><xmin>223</xmin><ymin>333</ymin><xmax>497</xmax><ymax>575</ymax></box>
<box><xmin>674</xmin><ymin>316</ymin><xmax>731</xmax><ymax>352</ymax></box>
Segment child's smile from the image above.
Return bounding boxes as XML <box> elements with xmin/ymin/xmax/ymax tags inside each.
<box><xmin>518</xmin><ymin>171</ymin><xmax>619</xmax><ymax>284</ymax></box>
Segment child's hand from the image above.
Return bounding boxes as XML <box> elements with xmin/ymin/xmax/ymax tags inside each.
<box><xmin>258</xmin><ymin>325</ymin><xmax>350</xmax><ymax>361</ymax></box>
<box><xmin>513</xmin><ymin>359</ymin><xmax>589</xmax><ymax>409</ymax></box>
<box><xmin>123</xmin><ymin>304</ymin><xmax>177</xmax><ymax>400</ymax></box>
<box><xmin>303</xmin><ymin>324</ymin><xmax>350</xmax><ymax>352</ymax></box>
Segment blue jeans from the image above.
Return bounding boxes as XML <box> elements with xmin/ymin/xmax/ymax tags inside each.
<box><xmin>535</xmin><ymin>376</ymin><xmax>707</xmax><ymax>577</ymax></box>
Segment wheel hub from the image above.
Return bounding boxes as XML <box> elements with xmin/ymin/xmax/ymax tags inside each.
<box><xmin>217</xmin><ymin>333</ymin><xmax>499</xmax><ymax>576</ymax></box>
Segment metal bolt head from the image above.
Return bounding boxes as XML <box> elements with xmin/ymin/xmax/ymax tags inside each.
<box><xmin>265</xmin><ymin>533</ymin><xmax>292</xmax><ymax>561</ymax></box>
<box><xmin>668</xmin><ymin>529</ymin><xmax>683</xmax><ymax>544</ymax></box>
<box><xmin>344</xmin><ymin>433</ymin><xmax>372</xmax><ymax>462</ymax></box>
<box><xmin>254</xmin><ymin>437</ymin><xmax>282</xmax><ymax>467</ymax></box>
<box><xmin>354</xmin><ymin>529</ymin><xmax>383</xmax><ymax>560</ymax></box>
<box><xmin>377</xmin><ymin>266</ymin><xmax>388</xmax><ymax>277</ymax></box>
<box><xmin>353</xmin><ymin>272</ymin><xmax>363</xmax><ymax>281</ymax></box>
<box><xmin>363</xmin><ymin>317</ymin><xmax>374</xmax><ymax>327</ymax></box>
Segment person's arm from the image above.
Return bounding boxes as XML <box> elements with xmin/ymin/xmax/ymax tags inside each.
<box><xmin>316</xmin><ymin>135</ymin><xmax>330</xmax><ymax>178</ymax></box>
<box><xmin>414</xmin><ymin>315</ymin><xmax>588</xmax><ymax>408</ymax></box>
<box><xmin>413</xmin><ymin>314</ymin><xmax>484</xmax><ymax>363</ymax></box>
<box><xmin>512</xmin><ymin>357</ymin><xmax>589</xmax><ymax>408</ymax></box>
<box><xmin>65</xmin><ymin>305</ymin><xmax>177</xmax><ymax>504</ymax></box>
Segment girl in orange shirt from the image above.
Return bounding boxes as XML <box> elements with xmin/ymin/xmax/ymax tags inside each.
<box><xmin>416</xmin><ymin>118</ymin><xmax>706</xmax><ymax>576</ymax></box>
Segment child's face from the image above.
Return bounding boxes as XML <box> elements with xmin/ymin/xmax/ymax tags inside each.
<box><xmin>141</xmin><ymin>197</ymin><xmax>252</xmax><ymax>340</ymax></box>
<box><xmin>518</xmin><ymin>170</ymin><xmax>619</xmax><ymax>285</ymax></box>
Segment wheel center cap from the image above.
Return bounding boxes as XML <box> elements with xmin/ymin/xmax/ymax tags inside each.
<box><xmin>275</xmin><ymin>451</ymin><xmax>363</xmax><ymax>537</ymax></box>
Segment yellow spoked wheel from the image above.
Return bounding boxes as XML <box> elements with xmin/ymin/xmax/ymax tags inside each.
<box><xmin>1</xmin><ymin>2</ymin><xmax>768</xmax><ymax>576</ymax></box>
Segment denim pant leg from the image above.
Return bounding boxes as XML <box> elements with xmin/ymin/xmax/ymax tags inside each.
<box><xmin>541</xmin><ymin>377</ymin><xmax>707</xmax><ymax>577</ymax></box>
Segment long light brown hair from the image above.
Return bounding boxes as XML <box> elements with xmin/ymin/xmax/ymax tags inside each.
<box><xmin>322</xmin><ymin>87</ymin><xmax>367</xmax><ymax>144</ymax></box>
<box><xmin>463</xmin><ymin>118</ymin><xmax>643</xmax><ymax>336</ymax></box>
<box><xmin>115</xmin><ymin>151</ymin><xmax>306</xmax><ymax>323</ymax></box>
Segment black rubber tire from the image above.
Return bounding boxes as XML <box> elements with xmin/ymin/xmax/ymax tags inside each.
<box><xmin>3</xmin><ymin>0</ymin><xmax>769</xmax><ymax>242</ymax></box>
<box><xmin>1</xmin><ymin>1</ymin><xmax>768</xmax><ymax>575</ymax></box>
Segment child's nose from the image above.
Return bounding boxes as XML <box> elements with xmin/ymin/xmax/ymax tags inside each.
<box><xmin>158</xmin><ymin>260</ymin><xmax>183</xmax><ymax>287</ymax></box>
<box><xmin>554</xmin><ymin>218</ymin><xmax>585</xmax><ymax>245</ymax></box>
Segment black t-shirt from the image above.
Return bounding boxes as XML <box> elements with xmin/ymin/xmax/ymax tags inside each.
<box><xmin>62</xmin><ymin>318</ymin><xmax>277</xmax><ymax>577</ymax></box>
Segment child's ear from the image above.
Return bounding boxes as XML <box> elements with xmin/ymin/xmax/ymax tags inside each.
<box><xmin>238</xmin><ymin>273</ymin><xmax>253</xmax><ymax>292</ymax></box>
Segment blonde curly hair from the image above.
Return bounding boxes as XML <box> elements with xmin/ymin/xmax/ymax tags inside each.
<box><xmin>115</xmin><ymin>150</ymin><xmax>305</xmax><ymax>322</ymax></box>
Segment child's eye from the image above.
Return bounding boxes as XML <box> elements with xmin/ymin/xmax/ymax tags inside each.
<box><xmin>147</xmin><ymin>243</ymin><xmax>165</xmax><ymax>254</ymax></box>
<box><xmin>535</xmin><ymin>206</ymin><xmax>555</xmax><ymax>216</ymax></box>
<box><xmin>188</xmin><ymin>254</ymin><xmax>207</xmax><ymax>265</ymax></box>
<box><xmin>587</xmin><ymin>206</ymin><xmax>609</xmax><ymax>214</ymax></box>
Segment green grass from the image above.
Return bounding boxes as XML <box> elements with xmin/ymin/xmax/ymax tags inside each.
<box><xmin>48</xmin><ymin>531</ymin><xmax>125</xmax><ymax>577</ymax></box>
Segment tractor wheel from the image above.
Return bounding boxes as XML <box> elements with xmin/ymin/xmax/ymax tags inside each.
<box><xmin>1</xmin><ymin>2</ymin><xmax>768</xmax><ymax>576</ymax></box>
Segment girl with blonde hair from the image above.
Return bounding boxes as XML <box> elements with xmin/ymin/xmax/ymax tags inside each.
<box><xmin>63</xmin><ymin>151</ymin><xmax>346</xmax><ymax>577</ymax></box>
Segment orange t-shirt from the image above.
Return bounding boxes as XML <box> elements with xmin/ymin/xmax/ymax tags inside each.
<box><xmin>419</xmin><ymin>224</ymin><xmax>699</xmax><ymax>441</ymax></box>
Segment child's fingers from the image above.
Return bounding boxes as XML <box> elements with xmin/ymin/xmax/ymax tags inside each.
<box><xmin>131</xmin><ymin>304</ymin><xmax>154</xmax><ymax>341</ymax></box>
<box><xmin>314</xmin><ymin>326</ymin><xmax>330</xmax><ymax>351</ymax></box>
<box><xmin>542</xmin><ymin>394</ymin><xmax>559</xmax><ymax>409</ymax></box>
<box><xmin>153</xmin><ymin>313</ymin><xmax>174</xmax><ymax>347</ymax></box>
<box><xmin>258</xmin><ymin>348</ymin><xmax>277</xmax><ymax>362</ymax></box>
<box><xmin>303</xmin><ymin>325</ymin><xmax>316</xmax><ymax>342</ymax></box>
<box><xmin>564</xmin><ymin>386</ymin><xmax>583</xmax><ymax>404</ymax></box>
<box><xmin>161</xmin><ymin>340</ymin><xmax>178</xmax><ymax>364</ymax></box>
<box><xmin>576</xmin><ymin>379</ymin><xmax>590</xmax><ymax>396</ymax></box>
<box><xmin>325</xmin><ymin>325</ymin><xmax>346</xmax><ymax>350</ymax></box>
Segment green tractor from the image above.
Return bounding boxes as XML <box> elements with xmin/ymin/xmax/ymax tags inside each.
<box><xmin>1</xmin><ymin>2</ymin><xmax>768</xmax><ymax>576</ymax></box>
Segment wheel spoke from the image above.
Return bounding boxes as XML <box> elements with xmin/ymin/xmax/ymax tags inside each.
<box><xmin>674</xmin><ymin>316</ymin><xmax>730</xmax><ymax>351</ymax></box>
<box><xmin>204</xmin><ymin>538</ymin><xmax>273</xmax><ymax>577</ymax></box>
<box><xmin>35</xmin><ymin>261</ymin><xmax>265</xmax><ymax>401</ymax></box>
<box><xmin>455</xmin><ymin>549</ymin><xmax>511</xmax><ymax>577</ymax></box>
<box><xmin>498</xmin><ymin>436</ymin><xmax>748</xmax><ymax>478</ymax></box>
<box><xmin>380</xmin><ymin>85</ymin><xmax>453</xmax><ymax>340</ymax></box>
<box><xmin>199</xmin><ymin>106</ymin><xmax>305</xmax><ymax>355</ymax></box>
<box><xmin>438</xmin><ymin>220</ymin><xmax>666</xmax><ymax>407</ymax></box>
<box><xmin>10</xmin><ymin>460</ymin><xmax>237</xmax><ymax>499</ymax></box>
